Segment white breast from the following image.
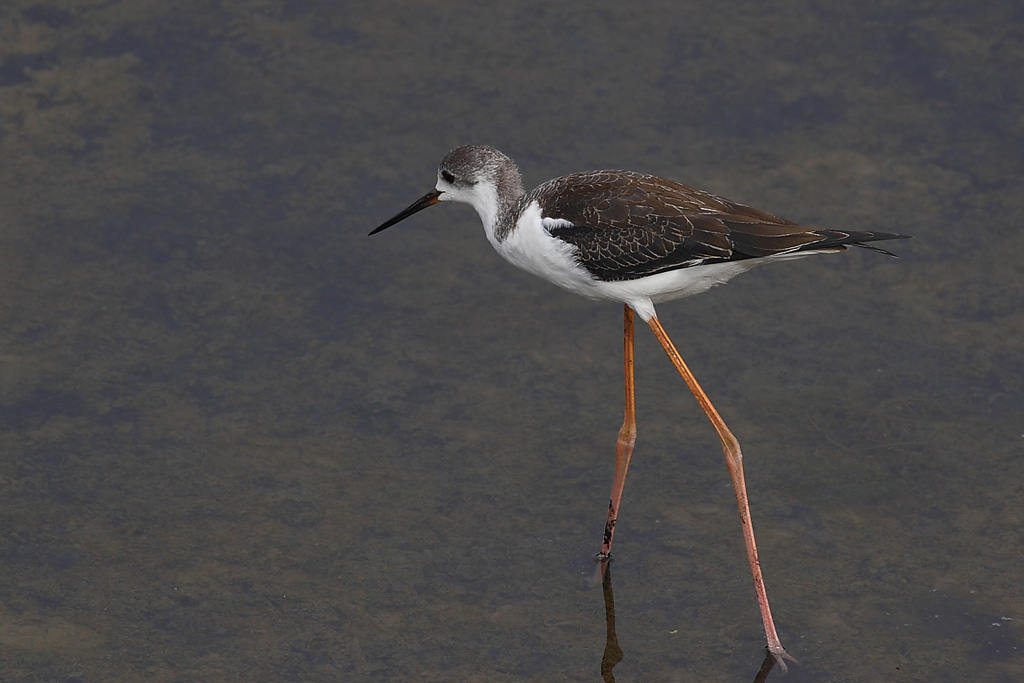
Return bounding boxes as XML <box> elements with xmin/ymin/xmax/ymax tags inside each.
<box><xmin>486</xmin><ymin>202</ymin><xmax>599</xmax><ymax>297</ymax></box>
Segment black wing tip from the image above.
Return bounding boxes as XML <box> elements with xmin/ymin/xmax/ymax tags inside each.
<box><xmin>868</xmin><ymin>231</ymin><xmax>913</xmax><ymax>242</ymax></box>
<box><xmin>852</xmin><ymin>242</ymin><xmax>900</xmax><ymax>257</ymax></box>
<box><xmin>851</xmin><ymin>231</ymin><xmax>913</xmax><ymax>258</ymax></box>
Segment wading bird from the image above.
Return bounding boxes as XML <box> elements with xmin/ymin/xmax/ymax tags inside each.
<box><xmin>369</xmin><ymin>145</ymin><xmax>909</xmax><ymax>666</ymax></box>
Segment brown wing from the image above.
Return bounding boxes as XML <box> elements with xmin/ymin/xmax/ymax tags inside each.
<box><xmin>532</xmin><ymin>170</ymin><xmax>907</xmax><ymax>282</ymax></box>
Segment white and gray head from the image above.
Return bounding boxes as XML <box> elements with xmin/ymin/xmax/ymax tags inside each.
<box><xmin>369</xmin><ymin>145</ymin><xmax>525</xmax><ymax>236</ymax></box>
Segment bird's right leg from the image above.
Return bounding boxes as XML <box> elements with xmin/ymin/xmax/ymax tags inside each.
<box><xmin>598</xmin><ymin>305</ymin><xmax>637</xmax><ymax>561</ymax></box>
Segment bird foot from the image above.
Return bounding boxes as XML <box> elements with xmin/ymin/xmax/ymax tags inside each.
<box><xmin>767</xmin><ymin>644</ymin><xmax>798</xmax><ymax>672</ymax></box>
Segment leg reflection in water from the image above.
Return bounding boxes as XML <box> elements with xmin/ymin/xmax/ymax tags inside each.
<box><xmin>595</xmin><ymin>561</ymin><xmax>783</xmax><ymax>682</ymax></box>
<box><xmin>599</xmin><ymin>562</ymin><xmax>623</xmax><ymax>683</ymax></box>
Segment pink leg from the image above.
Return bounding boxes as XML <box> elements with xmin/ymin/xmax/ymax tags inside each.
<box><xmin>598</xmin><ymin>305</ymin><xmax>637</xmax><ymax>561</ymax></box>
<box><xmin>647</xmin><ymin>316</ymin><xmax>795</xmax><ymax>669</ymax></box>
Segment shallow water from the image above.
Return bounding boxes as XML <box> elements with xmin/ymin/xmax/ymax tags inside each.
<box><xmin>1</xmin><ymin>1</ymin><xmax>1022</xmax><ymax>681</ymax></box>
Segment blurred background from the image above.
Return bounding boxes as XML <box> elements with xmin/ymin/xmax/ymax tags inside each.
<box><xmin>1</xmin><ymin>1</ymin><xmax>1021</xmax><ymax>680</ymax></box>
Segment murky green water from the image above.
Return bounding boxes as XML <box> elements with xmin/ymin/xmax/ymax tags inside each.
<box><xmin>1</xmin><ymin>1</ymin><xmax>1021</xmax><ymax>681</ymax></box>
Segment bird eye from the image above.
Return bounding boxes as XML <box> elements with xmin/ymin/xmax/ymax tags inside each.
<box><xmin>441</xmin><ymin>170</ymin><xmax>455</xmax><ymax>183</ymax></box>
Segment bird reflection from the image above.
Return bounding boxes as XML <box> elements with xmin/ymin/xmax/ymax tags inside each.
<box><xmin>598</xmin><ymin>561</ymin><xmax>623</xmax><ymax>682</ymax></box>
<box><xmin>752</xmin><ymin>651</ymin><xmax>780</xmax><ymax>683</ymax></box>
<box><xmin>596</xmin><ymin>561</ymin><xmax>781</xmax><ymax>682</ymax></box>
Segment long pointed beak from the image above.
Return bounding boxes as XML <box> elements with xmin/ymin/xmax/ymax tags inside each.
<box><xmin>369</xmin><ymin>189</ymin><xmax>442</xmax><ymax>236</ymax></box>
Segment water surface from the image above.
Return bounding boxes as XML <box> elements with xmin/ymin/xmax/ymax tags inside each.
<box><xmin>1</xmin><ymin>1</ymin><xmax>1021</xmax><ymax>681</ymax></box>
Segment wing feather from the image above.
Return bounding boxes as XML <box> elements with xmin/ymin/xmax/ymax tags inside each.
<box><xmin>533</xmin><ymin>171</ymin><xmax>908</xmax><ymax>281</ymax></box>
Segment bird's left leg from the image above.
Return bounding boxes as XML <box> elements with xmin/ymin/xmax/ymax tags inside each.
<box><xmin>646</xmin><ymin>316</ymin><xmax>795</xmax><ymax>669</ymax></box>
